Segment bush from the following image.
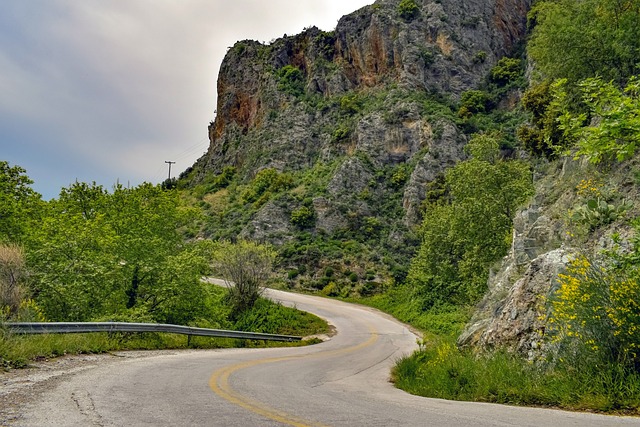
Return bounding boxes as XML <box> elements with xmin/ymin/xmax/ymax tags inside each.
<box><xmin>548</xmin><ymin>250</ymin><xmax>640</xmax><ymax>372</ymax></box>
<box><xmin>212</xmin><ymin>241</ymin><xmax>276</xmax><ymax>317</ymax></box>
<box><xmin>397</xmin><ymin>0</ymin><xmax>419</xmax><ymax>20</ymax></box>
<box><xmin>277</xmin><ymin>65</ymin><xmax>305</xmax><ymax>97</ymax></box>
<box><xmin>458</xmin><ymin>90</ymin><xmax>493</xmax><ymax>117</ymax></box>
<box><xmin>241</xmin><ymin>168</ymin><xmax>293</xmax><ymax>205</ymax></box>
<box><xmin>291</xmin><ymin>206</ymin><xmax>315</xmax><ymax>228</ymax></box>
<box><xmin>490</xmin><ymin>57</ymin><xmax>522</xmax><ymax>86</ymax></box>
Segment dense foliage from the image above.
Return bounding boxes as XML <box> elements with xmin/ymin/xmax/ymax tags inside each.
<box><xmin>407</xmin><ymin>134</ymin><xmax>533</xmax><ymax>308</ymax></box>
<box><xmin>528</xmin><ymin>0</ymin><xmax>640</xmax><ymax>85</ymax></box>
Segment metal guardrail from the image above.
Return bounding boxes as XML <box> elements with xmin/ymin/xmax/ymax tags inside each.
<box><xmin>4</xmin><ymin>322</ymin><xmax>301</xmax><ymax>342</ymax></box>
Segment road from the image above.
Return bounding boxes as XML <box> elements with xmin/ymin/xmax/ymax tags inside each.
<box><xmin>9</xmin><ymin>289</ymin><xmax>639</xmax><ymax>426</ymax></box>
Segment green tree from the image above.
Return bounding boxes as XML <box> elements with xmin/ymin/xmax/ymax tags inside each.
<box><xmin>212</xmin><ymin>240</ymin><xmax>276</xmax><ymax>317</ymax></box>
<box><xmin>0</xmin><ymin>162</ymin><xmax>41</xmax><ymax>243</ymax></box>
<box><xmin>28</xmin><ymin>182</ymin><xmax>207</xmax><ymax>323</ymax></box>
<box><xmin>407</xmin><ymin>134</ymin><xmax>534</xmax><ymax>307</ymax></box>
<box><xmin>528</xmin><ymin>0</ymin><xmax>640</xmax><ymax>85</ymax></box>
<box><xmin>557</xmin><ymin>76</ymin><xmax>640</xmax><ymax>163</ymax></box>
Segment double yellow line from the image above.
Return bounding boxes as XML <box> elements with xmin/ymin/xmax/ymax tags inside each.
<box><xmin>209</xmin><ymin>325</ymin><xmax>378</xmax><ymax>427</ymax></box>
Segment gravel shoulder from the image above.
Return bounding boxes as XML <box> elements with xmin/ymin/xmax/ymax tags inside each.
<box><xmin>0</xmin><ymin>350</ymin><xmax>199</xmax><ymax>425</ymax></box>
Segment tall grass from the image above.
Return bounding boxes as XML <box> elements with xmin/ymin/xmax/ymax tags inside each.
<box><xmin>392</xmin><ymin>336</ymin><xmax>640</xmax><ymax>413</ymax></box>
<box><xmin>355</xmin><ymin>285</ymin><xmax>640</xmax><ymax>414</ymax></box>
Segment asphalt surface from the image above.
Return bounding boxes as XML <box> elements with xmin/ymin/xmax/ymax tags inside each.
<box><xmin>10</xmin><ymin>289</ymin><xmax>640</xmax><ymax>426</ymax></box>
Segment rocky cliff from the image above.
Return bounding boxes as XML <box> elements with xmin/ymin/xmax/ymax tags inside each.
<box><xmin>182</xmin><ymin>0</ymin><xmax>531</xmax><ymax>290</ymax></box>
<box><xmin>458</xmin><ymin>156</ymin><xmax>640</xmax><ymax>358</ymax></box>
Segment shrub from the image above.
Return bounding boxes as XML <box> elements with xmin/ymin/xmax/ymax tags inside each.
<box><xmin>559</xmin><ymin>76</ymin><xmax>640</xmax><ymax>164</ymax></box>
<box><xmin>473</xmin><ymin>51</ymin><xmax>487</xmax><ymax>64</ymax></box>
<box><xmin>339</xmin><ymin>93</ymin><xmax>363</xmax><ymax>115</ymax></box>
<box><xmin>277</xmin><ymin>65</ymin><xmax>305</xmax><ymax>97</ymax></box>
<box><xmin>241</xmin><ymin>168</ymin><xmax>293</xmax><ymax>205</ymax></box>
<box><xmin>490</xmin><ymin>57</ymin><xmax>522</xmax><ymax>86</ymax></box>
<box><xmin>397</xmin><ymin>0</ymin><xmax>419</xmax><ymax>20</ymax></box>
<box><xmin>548</xmin><ymin>251</ymin><xmax>640</xmax><ymax>373</ymax></box>
<box><xmin>290</xmin><ymin>206</ymin><xmax>315</xmax><ymax>228</ymax></box>
<box><xmin>518</xmin><ymin>80</ymin><xmax>568</xmax><ymax>158</ymax></box>
<box><xmin>212</xmin><ymin>241</ymin><xmax>276</xmax><ymax>318</ymax></box>
<box><xmin>458</xmin><ymin>90</ymin><xmax>493</xmax><ymax>117</ymax></box>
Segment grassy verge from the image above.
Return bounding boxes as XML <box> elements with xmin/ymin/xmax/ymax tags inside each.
<box><xmin>1</xmin><ymin>298</ymin><xmax>329</xmax><ymax>369</ymax></box>
<box><xmin>392</xmin><ymin>336</ymin><xmax>640</xmax><ymax>414</ymax></box>
<box><xmin>354</xmin><ymin>288</ymin><xmax>640</xmax><ymax>415</ymax></box>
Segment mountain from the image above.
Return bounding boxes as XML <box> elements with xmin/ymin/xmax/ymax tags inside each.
<box><xmin>180</xmin><ymin>0</ymin><xmax>531</xmax><ymax>293</ymax></box>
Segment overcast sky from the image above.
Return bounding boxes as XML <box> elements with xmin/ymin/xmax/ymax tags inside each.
<box><xmin>1</xmin><ymin>1</ymin><xmax>372</xmax><ymax>200</ymax></box>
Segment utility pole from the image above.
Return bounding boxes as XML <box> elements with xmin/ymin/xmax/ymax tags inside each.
<box><xmin>165</xmin><ymin>161</ymin><xmax>176</xmax><ymax>180</ymax></box>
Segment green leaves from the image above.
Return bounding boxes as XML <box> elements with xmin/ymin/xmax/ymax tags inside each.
<box><xmin>528</xmin><ymin>0</ymin><xmax>640</xmax><ymax>85</ymax></box>
<box><xmin>27</xmin><ymin>182</ymin><xmax>207</xmax><ymax>323</ymax></box>
<box><xmin>397</xmin><ymin>0</ymin><xmax>419</xmax><ymax>21</ymax></box>
<box><xmin>0</xmin><ymin>161</ymin><xmax>41</xmax><ymax>244</ymax></box>
<box><xmin>559</xmin><ymin>76</ymin><xmax>640</xmax><ymax>163</ymax></box>
<box><xmin>407</xmin><ymin>134</ymin><xmax>533</xmax><ymax>308</ymax></box>
<box><xmin>212</xmin><ymin>240</ymin><xmax>276</xmax><ymax>317</ymax></box>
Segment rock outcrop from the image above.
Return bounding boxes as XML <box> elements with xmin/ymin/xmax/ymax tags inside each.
<box><xmin>183</xmin><ymin>0</ymin><xmax>532</xmax><ymax>282</ymax></box>
<box><xmin>458</xmin><ymin>156</ymin><xmax>640</xmax><ymax>357</ymax></box>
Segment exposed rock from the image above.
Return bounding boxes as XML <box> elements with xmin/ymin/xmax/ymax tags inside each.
<box><xmin>182</xmin><ymin>0</ymin><xmax>533</xmax><ymax>280</ymax></box>
<box><xmin>458</xmin><ymin>248</ymin><xmax>572</xmax><ymax>359</ymax></box>
<box><xmin>240</xmin><ymin>200</ymin><xmax>293</xmax><ymax>245</ymax></box>
<box><xmin>459</xmin><ymin>154</ymin><xmax>640</xmax><ymax>356</ymax></box>
<box><xmin>191</xmin><ymin>0</ymin><xmax>531</xmax><ymax>183</ymax></box>
<box><xmin>313</xmin><ymin>197</ymin><xmax>349</xmax><ymax>234</ymax></box>
<box><xmin>328</xmin><ymin>157</ymin><xmax>374</xmax><ymax>197</ymax></box>
<box><xmin>403</xmin><ymin>120</ymin><xmax>465</xmax><ymax>225</ymax></box>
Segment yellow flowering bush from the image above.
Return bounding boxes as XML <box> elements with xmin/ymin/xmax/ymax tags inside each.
<box><xmin>549</xmin><ymin>253</ymin><xmax>640</xmax><ymax>369</ymax></box>
<box><xmin>575</xmin><ymin>179</ymin><xmax>602</xmax><ymax>199</ymax></box>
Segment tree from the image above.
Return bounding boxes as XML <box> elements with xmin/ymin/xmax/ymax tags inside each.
<box><xmin>212</xmin><ymin>240</ymin><xmax>275</xmax><ymax>317</ymax></box>
<box><xmin>0</xmin><ymin>161</ymin><xmax>41</xmax><ymax>243</ymax></box>
<box><xmin>28</xmin><ymin>181</ymin><xmax>207</xmax><ymax>323</ymax></box>
<box><xmin>528</xmin><ymin>0</ymin><xmax>640</xmax><ymax>86</ymax></box>
<box><xmin>407</xmin><ymin>134</ymin><xmax>534</xmax><ymax>307</ymax></box>
<box><xmin>557</xmin><ymin>76</ymin><xmax>640</xmax><ymax>163</ymax></box>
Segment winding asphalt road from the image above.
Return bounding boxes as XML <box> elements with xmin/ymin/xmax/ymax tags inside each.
<box><xmin>12</xmin><ymin>289</ymin><xmax>639</xmax><ymax>426</ymax></box>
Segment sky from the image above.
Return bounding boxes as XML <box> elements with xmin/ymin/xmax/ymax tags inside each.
<box><xmin>0</xmin><ymin>0</ymin><xmax>373</xmax><ymax>200</ymax></box>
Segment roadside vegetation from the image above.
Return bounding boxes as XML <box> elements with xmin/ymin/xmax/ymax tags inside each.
<box><xmin>0</xmin><ymin>163</ymin><xmax>327</xmax><ymax>369</ymax></box>
<box><xmin>387</xmin><ymin>0</ymin><xmax>640</xmax><ymax>414</ymax></box>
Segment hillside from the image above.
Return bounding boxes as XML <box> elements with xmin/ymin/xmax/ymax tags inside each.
<box><xmin>180</xmin><ymin>0</ymin><xmax>531</xmax><ymax>292</ymax></box>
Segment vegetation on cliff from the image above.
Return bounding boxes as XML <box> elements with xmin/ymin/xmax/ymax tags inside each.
<box><xmin>392</xmin><ymin>0</ymin><xmax>640</xmax><ymax>412</ymax></box>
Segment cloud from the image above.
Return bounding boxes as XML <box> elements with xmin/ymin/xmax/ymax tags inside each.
<box><xmin>0</xmin><ymin>0</ymin><xmax>372</xmax><ymax>199</ymax></box>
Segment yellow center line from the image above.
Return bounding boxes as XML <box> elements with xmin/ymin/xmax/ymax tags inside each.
<box><xmin>209</xmin><ymin>324</ymin><xmax>379</xmax><ymax>427</ymax></box>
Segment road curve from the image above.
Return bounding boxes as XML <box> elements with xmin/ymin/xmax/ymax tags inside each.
<box><xmin>12</xmin><ymin>289</ymin><xmax>639</xmax><ymax>426</ymax></box>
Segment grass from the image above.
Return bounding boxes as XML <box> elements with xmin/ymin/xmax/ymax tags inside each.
<box><xmin>392</xmin><ymin>336</ymin><xmax>640</xmax><ymax>414</ymax></box>
<box><xmin>350</xmin><ymin>286</ymin><xmax>640</xmax><ymax>415</ymax></box>
<box><xmin>0</xmin><ymin>297</ymin><xmax>329</xmax><ymax>369</ymax></box>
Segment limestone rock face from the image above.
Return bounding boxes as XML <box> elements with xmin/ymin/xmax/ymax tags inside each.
<box><xmin>458</xmin><ymin>155</ymin><xmax>640</xmax><ymax>357</ymax></box>
<box><xmin>458</xmin><ymin>249</ymin><xmax>572</xmax><ymax>359</ymax></box>
<box><xmin>192</xmin><ymin>0</ymin><xmax>531</xmax><ymax>184</ymax></box>
<box><xmin>184</xmin><ymin>0</ymin><xmax>532</xmax><ymax>280</ymax></box>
